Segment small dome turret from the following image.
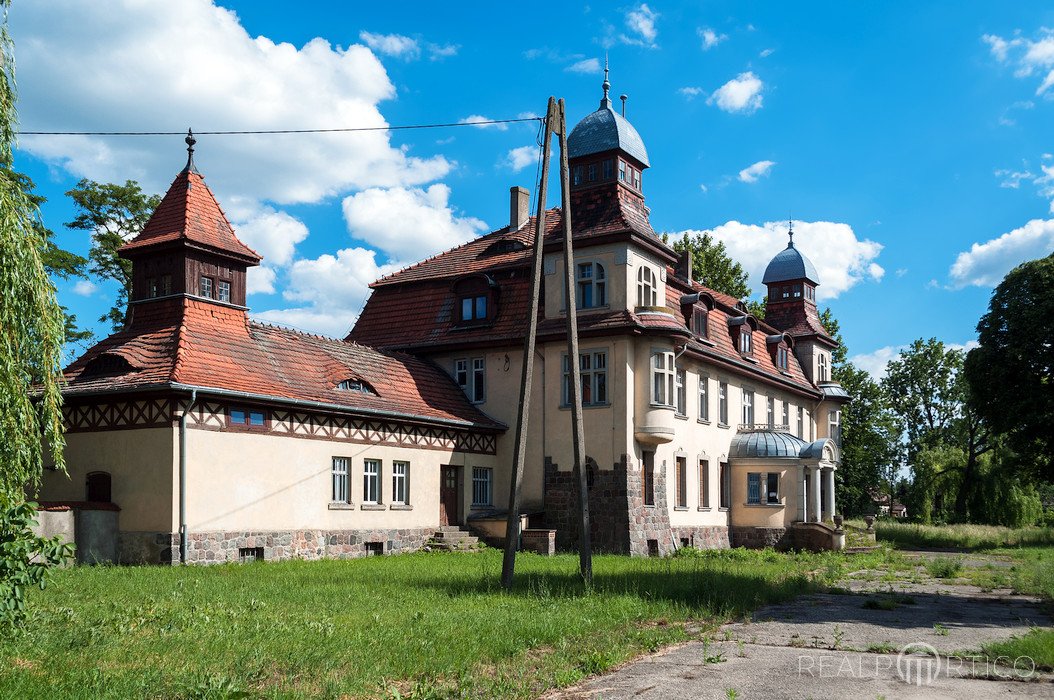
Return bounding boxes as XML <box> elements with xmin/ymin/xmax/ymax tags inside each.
<box><xmin>567</xmin><ymin>62</ymin><xmax>650</xmax><ymax>168</ymax></box>
<box><xmin>762</xmin><ymin>227</ymin><xmax>819</xmax><ymax>286</ymax></box>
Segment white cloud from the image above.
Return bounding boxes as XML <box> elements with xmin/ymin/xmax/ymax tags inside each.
<box><xmin>427</xmin><ymin>43</ymin><xmax>459</xmax><ymax>60</ymax></box>
<box><xmin>247</xmin><ymin>266</ymin><xmax>277</xmax><ymax>295</ymax></box>
<box><xmin>566</xmin><ymin>58</ymin><xmax>601</xmax><ymax>74</ymax></box>
<box><xmin>759</xmin><ymin>48</ymin><xmax>774</xmax><ymax>58</ymax></box>
<box><xmin>342</xmin><ymin>184</ymin><xmax>489</xmax><ymax>261</ymax></box>
<box><xmin>458</xmin><ymin>115</ymin><xmax>509</xmax><ymax>130</ymax></box>
<box><xmin>254</xmin><ymin>246</ymin><xmax>401</xmax><ymax>338</ymax></box>
<box><xmin>504</xmin><ymin>146</ymin><xmax>536</xmax><ymax>173</ymax></box>
<box><xmin>622</xmin><ymin>4</ymin><xmax>659</xmax><ymax>47</ymax></box>
<box><xmin>698</xmin><ymin>27</ymin><xmax>727</xmax><ymax>50</ymax></box>
<box><xmin>678</xmin><ymin>86</ymin><xmax>704</xmax><ymax>98</ymax></box>
<box><xmin>995</xmin><ymin>167</ymin><xmax>1033</xmax><ymax>188</ymax></box>
<box><xmin>983</xmin><ymin>28</ymin><xmax>1054</xmax><ymax>97</ymax></box>
<box><xmin>669</xmin><ymin>219</ymin><xmax>884</xmax><ymax>301</ymax></box>
<box><xmin>11</xmin><ymin>1</ymin><xmax>453</xmax><ymax>207</ymax></box>
<box><xmin>234</xmin><ymin>207</ymin><xmax>309</xmax><ymax>268</ymax></box>
<box><xmin>949</xmin><ymin>218</ymin><xmax>1054</xmax><ymax>287</ymax></box>
<box><xmin>71</xmin><ymin>280</ymin><xmax>96</xmax><ymax>296</ymax></box>
<box><xmin>738</xmin><ymin>160</ymin><xmax>776</xmax><ymax>183</ymax></box>
<box><xmin>708</xmin><ymin>72</ymin><xmax>764</xmax><ymax>113</ymax></box>
<box><xmin>358</xmin><ymin>31</ymin><xmax>420</xmax><ymax>60</ymax></box>
<box><xmin>849</xmin><ymin>345</ymin><xmax>903</xmax><ymax>380</ymax></box>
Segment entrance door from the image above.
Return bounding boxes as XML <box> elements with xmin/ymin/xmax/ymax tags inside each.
<box><xmin>440</xmin><ymin>466</ymin><xmax>460</xmax><ymax>526</ymax></box>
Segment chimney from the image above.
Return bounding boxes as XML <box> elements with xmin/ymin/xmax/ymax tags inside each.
<box><xmin>510</xmin><ymin>186</ymin><xmax>529</xmax><ymax>230</ymax></box>
<box><xmin>678</xmin><ymin>248</ymin><xmax>693</xmax><ymax>285</ymax></box>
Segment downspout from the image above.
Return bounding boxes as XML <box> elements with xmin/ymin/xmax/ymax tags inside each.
<box><xmin>670</xmin><ymin>343</ymin><xmax>690</xmax><ymax>554</ymax></box>
<box><xmin>178</xmin><ymin>388</ymin><xmax>197</xmax><ymax>564</ymax></box>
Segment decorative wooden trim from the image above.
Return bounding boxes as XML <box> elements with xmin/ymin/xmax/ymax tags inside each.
<box><xmin>63</xmin><ymin>399</ymin><xmax>174</xmax><ymax>432</ymax></box>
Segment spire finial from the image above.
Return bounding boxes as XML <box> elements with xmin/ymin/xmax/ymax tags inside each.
<box><xmin>787</xmin><ymin>217</ymin><xmax>795</xmax><ymax>247</ymax></box>
<box><xmin>600</xmin><ymin>54</ymin><xmax>612</xmax><ymax>109</ymax></box>
<box><xmin>182</xmin><ymin>128</ymin><xmax>199</xmax><ymax>174</ymax></box>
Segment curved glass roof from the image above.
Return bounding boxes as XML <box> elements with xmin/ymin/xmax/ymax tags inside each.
<box><xmin>730</xmin><ymin>430</ymin><xmax>809</xmax><ymax>459</ymax></box>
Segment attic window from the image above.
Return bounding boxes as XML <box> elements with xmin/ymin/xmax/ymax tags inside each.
<box><xmin>484</xmin><ymin>239</ymin><xmax>526</xmax><ymax>256</ymax></box>
<box><xmin>81</xmin><ymin>353</ymin><xmax>133</xmax><ymax>377</ymax></box>
<box><xmin>777</xmin><ymin>346</ymin><xmax>789</xmax><ymax>370</ymax></box>
<box><xmin>336</xmin><ymin>378</ymin><xmax>376</xmax><ymax>395</ymax></box>
<box><xmin>692</xmin><ymin>307</ymin><xmax>709</xmax><ymax>338</ymax></box>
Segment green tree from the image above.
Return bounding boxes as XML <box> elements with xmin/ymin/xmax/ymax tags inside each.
<box><xmin>669</xmin><ymin>231</ymin><xmax>752</xmax><ymax>300</ymax></box>
<box><xmin>835</xmin><ymin>364</ymin><xmax>902</xmax><ymax>516</ymax></box>
<box><xmin>0</xmin><ymin>0</ymin><xmax>72</xmax><ymax>628</ymax></box>
<box><xmin>65</xmin><ymin>179</ymin><xmax>160</xmax><ymax>330</ymax></box>
<box><xmin>819</xmin><ymin>307</ymin><xmax>848</xmax><ymax>369</ymax></box>
<box><xmin>964</xmin><ymin>253</ymin><xmax>1054</xmax><ymax>481</ymax></box>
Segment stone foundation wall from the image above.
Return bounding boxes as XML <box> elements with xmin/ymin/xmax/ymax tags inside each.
<box><xmin>544</xmin><ymin>456</ymin><xmax>632</xmax><ymax>554</ymax></box>
<box><xmin>117</xmin><ymin>528</ymin><xmax>433</xmax><ymax>565</ymax></box>
<box><xmin>730</xmin><ymin>526</ymin><xmax>789</xmax><ymax>549</ymax></box>
<box><xmin>625</xmin><ymin>454</ymin><xmax>673</xmax><ymax>556</ymax></box>
<box><xmin>672</xmin><ymin>526</ymin><xmax>730</xmax><ymax>550</ymax></box>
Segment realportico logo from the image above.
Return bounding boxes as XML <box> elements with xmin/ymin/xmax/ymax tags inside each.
<box><xmin>796</xmin><ymin>641</ymin><xmax>1036</xmax><ymax>684</ymax></box>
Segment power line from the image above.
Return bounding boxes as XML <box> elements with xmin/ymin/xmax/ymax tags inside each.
<box><xmin>18</xmin><ymin>116</ymin><xmax>542</xmax><ymax>136</ymax></box>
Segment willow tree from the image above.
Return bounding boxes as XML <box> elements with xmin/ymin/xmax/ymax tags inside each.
<box><xmin>0</xmin><ymin>0</ymin><xmax>71</xmax><ymax>628</ymax></box>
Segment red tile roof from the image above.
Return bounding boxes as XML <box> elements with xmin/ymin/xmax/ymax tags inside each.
<box><xmin>62</xmin><ymin>298</ymin><xmax>501</xmax><ymax>430</ymax></box>
<box><xmin>119</xmin><ymin>169</ymin><xmax>261</xmax><ymax>263</ymax></box>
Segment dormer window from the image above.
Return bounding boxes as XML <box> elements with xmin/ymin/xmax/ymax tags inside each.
<box><xmin>337</xmin><ymin>378</ymin><xmax>376</xmax><ymax>395</ymax></box>
<box><xmin>218</xmin><ymin>280</ymin><xmax>231</xmax><ymax>303</ymax></box>
<box><xmin>692</xmin><ymin>307</ymin><xmax>709</xmax><ymax>338</ymax></box>
<box><xmin>452</xmin><ymin>275</ymin><xmax>497</xmax><ymax>326</ymax></box>
<box><xmin>636</xmin><ymin>266</ymin><xmax>657</xmax><ymax>307</ymax></box>
<box><xmin>461</xmin><ymin>295</ymin><xmax>487</xmax><ymax>322</ymax></box>
<box><xmin>777</xmin><ymin>346</ymin><xmax>789</xmax><ymax>371</ymax></box>
<box><xmin>200</xmin><ymin>275</ymin><xmax>213</xmax><ymax>299</ymax></box>
<box><xmin>738</xmin><ymin>330</ymin><xmax>752</xmax><ymax>355</ymax></box>
<box><xmin>577</xmin><ymin>262</ymin><xmax>606</xmax><ymax>308</ymax></box>
<box><xmin>817</xmin><ymin>353</ymin><xmax>829</xmax><ymax>381</ymax></box>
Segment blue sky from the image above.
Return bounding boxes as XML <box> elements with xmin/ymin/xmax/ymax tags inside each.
<box><xmin>11</xmin><ymin>2</ymin><xmax>1054</xmax><ymax>376</ymax></box>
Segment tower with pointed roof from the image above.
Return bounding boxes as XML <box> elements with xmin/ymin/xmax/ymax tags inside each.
<box><xmin>118</xmin><ymin>130</ymin><xmax>262</xmax><ymax>329</ymax></box>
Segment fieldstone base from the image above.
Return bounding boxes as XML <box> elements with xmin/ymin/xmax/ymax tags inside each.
<box><xmin>673</xmin><ymin>526</ymin><xmax>730</xmax><ymax>550</ymax></box>
<box><xmin>730</xmin><ymin>526</ymin><xmax>789</xmax><ymax>549</ymax></box>
<box><xmin>117</xmin><ymin>528</ymin><xmax>433</xmax><ymax>565</ymax></box>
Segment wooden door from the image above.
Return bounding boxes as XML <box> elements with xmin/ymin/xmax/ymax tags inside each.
<box><xmin>440</xmin><ymin>466</ymin><xmax>459</xmax><ymax>526</ymax></box>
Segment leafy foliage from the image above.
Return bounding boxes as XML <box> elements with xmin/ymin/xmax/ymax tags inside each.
<box><xmin>64</xmin><ymin>179</ymin><xmax>160</xmax><ymax>330</ymax></box>
<box><xmin>669</xmin><ymin>231</ymin><xmax>752</xmax><ymax>300</ymax></box>
<box><xmin>819</xmin><ymin>307</ymin><xmax>847</xmax><ymax>368</ymax></box>
<box><xmin>964</xmin><ymin>253</ymin><xmax>1054</xmax><ymax>481</ymax></box>
<box><xmin>0</xmin><ymin>501</ymin><xmax>73</xmax><ymax>630</ymax></box>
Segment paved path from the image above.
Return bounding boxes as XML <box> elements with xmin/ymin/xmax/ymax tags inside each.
<box><xmin>546</xmin><ymin>554</ymin><xmax>1053</xmax><ymax>699</ymax></box>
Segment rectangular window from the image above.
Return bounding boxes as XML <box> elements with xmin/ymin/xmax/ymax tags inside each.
<box><xmin>675</xmin><ymin>368</ymin><xmax>687</xmax><ymax>416</ymax></box>
<box><xmin>363</xmin><ymin>459</ymin><xmax>380</xmax><ymax>504</ymax></box>
<box><xmin>199</xmin><ymin>275</ymin><xmax>213</xmax><ymax>298</ymax></box>
<box><xmin>719</xmin><ymin>462</ymin><xmax>730</xmax><ymax>509</ymax></box>
<box><xmin>332</xmin><ymin>457</ymin><xmax>349</xmax><ymax>503</ymax></box>
<box><xmin>392</xmin><ymin>461</ymin><xmax>409</xmax><ymax>505</ymax></box>
<box><xmin>652</xmin><ymin>351</ymin><xmax>675</xmax><ymax>406</ymax></box>
<box><xmin>563</xmin><ymin>350</ymin><xmax>608</xmax><ymax>406</ymax></box>
<box><xmin>147</xmin><ymin>277</ymin><xmax>158</xmax><ymax>298</ymax></box>
<box><xmin>719</xmin><ymin>382</ymin><xmax>729</xmax><ymax>425</ymax></box>
<box><xmin>698</xmin><ymin>375</ymin><xmax>710</xmax><ymax>422</ymax></box>
<box><xmin>229</xmin><ymin>407</ymin><xmax>267</xmax><ymax>428</ymax></box>
<box><xmin>797</xmin><ymin>406</ymin><xmax>805</xmax><ymax>438</ymax></box>
<box><xmin>817</xmin><ymin>353</ymin><xmax>829</xmax><ymax>381</ymax></box>
<box><xmin>742</xmin><ymin>389</ymin><xmax>755</xmax><ymax>425</ymax></box>
<box><xmin>603</xmin><ymin>159</ymin><xmax>613</xmax><ymax>179</ymax></box>
<box><xmin>454</xmin><ymin>359</ymin><xmax>468</xmax><ymax>388</ymax></box>
<box><xmin>692</xmin><ymin>307</ymin><xmax>708</xmax><ymax>337</ymax></box>
<box><xmin>618</xmin><ymin>160</ymin><xmax>627</xmax><ymax>182</ymax></box>
<box><xmin>472</xmin><ymin>358</ymin><xmax>485</xmax><ymax>403</ymax></box>
<box><xmin>777</xmin><ymin>346</ymin><xmax>789</xmax><ymax>370</ymax></box>
<box><xmin>576</xmin><ymin>261</ymin><xmax>606</xmax><ymax>308</ymax></box>
<box><xmin>675</xmin><ymin>456</ymin><xmax>687</xmax><ymax>508</ymax></box>
<box><xmin>587</xmin><ymin>163</ymin><xmax>596</xmax><ymax>181</ymax></box>
<box><xmin>160</xmin><ymin>274</ymin><xmax>172</xmax><ymax>295</ymax></box>
<box><xmin>642</xmin><ymin>452</ymin><xmax>655</xmax><ymax>506</ymax></box>
<box><xmin>217</xmin><ymin>280</ymin><xmax>231</xmax><ymax>303</ymax></box>
<box><xmin>748</xmin><ymin>472</ymin><xmax>781</xmax><ymax>504</ymax></box>
<box><xmin>829</xmin><ymin>409</ymin><xmax>841</xmax><ymax>446</ymax></box>
<box><xmin>748</xmin><ymin>472</ymin><xmax>761</xmax><ymax>504</ymax></box>
<box><xmin>738</xmin><ymin>329</ymin><xmax>752</xmax><ymax>354</ymax></box>
<box><xmin>472</xmin><ymin>467</ymin><xmax>492</xmax><ymax>506</ymax></box>
<box><xmin>767</xmin><ymin>472</ymin><xmax>780</xmax><ymax>504</ymax></box>
<box><xmin>460</xmin><ymin>295</ymin><xmax>488</xmax><ymax>322</ymax></box>
<box><xmin>782</xmin><ymin>401</ymin><xmax>789</xmax><ymax>430</ymax></box>
<box><xmin>699</xmin><ymin>459</ymin><xmax>710</xmax><ymax>508</ymax></box>
<box><xmin>766</xmin><ymin>396</ymin><xmax>775</xmax><ymax>427</ymax></box>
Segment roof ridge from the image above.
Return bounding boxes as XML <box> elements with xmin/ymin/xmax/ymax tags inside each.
<box><xmin>248</xmin><ymin>317</ymin><xmax>341</xmax><ymax>343</ymax></box>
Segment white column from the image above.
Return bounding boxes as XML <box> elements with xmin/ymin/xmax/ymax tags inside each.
<box><xmin>796</xmin><ymin>465</ymin><xmax>806</xmax><ymax>522</ymax></box>
<box><xmin>809</xmin><ymin>466</ymin><xmax>821</xmax><ymax>523</ymax></box>
<box><xmin>823</xmin><ymin>467</ymin><xmax>836</xmax><ymax>521</ymax></box>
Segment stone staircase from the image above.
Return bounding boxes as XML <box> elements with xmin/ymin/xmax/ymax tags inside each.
<box><xmin>426</xmin><ymin>525</ymin><xmax>480</xmax><ymax>552</ymax></box>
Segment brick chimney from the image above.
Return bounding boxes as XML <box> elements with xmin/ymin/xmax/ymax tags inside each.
<box><xmin>510</xmin><ymin>186</ymin><xmax>529</xmax><ymax>230</ymax></box>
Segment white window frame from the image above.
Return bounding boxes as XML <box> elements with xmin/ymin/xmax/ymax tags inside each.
<box><xmin>217</xmin><ymin>279</ymin><xmax>231</xmax><ymax>303</ymax></box>
<box><xmin>817</xmin><ymin>353</ymin><xmax>829</xmax><ymax>382</ymax></box>
<box><xmin>363</xmin><ymin>459</ymin><xmax>381</xmax><ymax>504</ymax></box>
<box><xmin>675</xmin><ymin>368</ymin><xmax>687</xmax><ymax>416</ymax></box>
<box><xmin>719</xmin><ymin>381</ymin><xmax>729</xmax><ymax>425</ymax></box>
<box><xmin>472</xmin><ymin>467</ymin><xmax>492</xmax><ymax>507</ymax></box>
<box><xmin>563</xmin><ymin>350</ymin><xmax>608</xmax><ymax>406</ymax></box>
<box><xmin>829</xmin><ymin>409</ymin><xmax>841</xmax><ymax>446</ymax></box>
<box><xmin>392</xmin><ymin>461</ymin><xmax>409</xmax><ymax>505</ymax></box>
<box><xmin>199</xmin><ymin>275</ymin><xmax>213</xmax><ymax>299</ymax></box>
<box><xmin>637</xmin><ymin>266</ymin><xmax>657</xmax><ymax>307</ymax></box>
<box><xmin>782</xmin><ymin>401</ymin><xmax>789</xmax><ymax>430</ymax></box>
<box><xmin>742</xmin><ymin>389</ymin><xmax>755</xmax><ymax>425</ymax></box>
<box><xmin>455</xmin><ymin>357</ymin><xmax>485</xmax><ymax>403</ymax></box>
<box><xmin>797</xmin><ymin>406</ymin><xmax>805</xmax><ymax>438</ymax></box>
<box><xmin>651</xmin><ymin>350</ymin><xmax>675</xmax><ymax>406</ymax></box>
<box><xmin>576</xmin><ymin>261</ymin><xmax>607</xmax><ymax>309</ymax></box>
<box><xmin>698</xmin><ymin>374</ymin><xmax>710</xmax><ymax>422</ymax></box>
<box><xmin>738</xmin><ymin>328</ymin><xmax>753</xmax><ymax>355</ymax></box>
<box><xmin>766</xmin><ymin>396</ymin><xmax>775</xmax><ymax>427</ymax></box>
<box><xmin>332</xmin><ymin>456</ymin><xmax>349</xmax><ymax>503</ymax></box>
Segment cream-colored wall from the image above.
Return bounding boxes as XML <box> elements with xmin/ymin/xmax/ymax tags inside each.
<box><xmin>728</xmin><ymin>460</ymin><xmax>800</xmax><ymax>528</ymax></box>
<box><xmin>41</xmin><ymin>428</ymin><xmax>177</xmax><ymax>532</ymax></box>
<box><xmin>542</xmin><ymin>244</ymin><xmax>626</xmax><ymax>319</ymax></box>
<box><xmin>185</xmin><ymin>428</ymin><xmax>494</xmax><ymax>531</ymax></box>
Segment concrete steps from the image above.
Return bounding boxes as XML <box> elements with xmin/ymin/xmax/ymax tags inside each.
<box><xmin>426</xmin><ymin>526</ymin><xmax>480</xmax><ymax>552</ymax></box>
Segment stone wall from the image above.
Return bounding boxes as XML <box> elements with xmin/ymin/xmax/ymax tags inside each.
<box><xmin>118</xmin><ymin>527</ymin><xmax>434</xmax><ymax>565</ymax></box>
<box><xmin>544</xmin><ymin>455</ymin><xmax>632</xmax><ymax>554</ymax></box>
<box><xmin>730</xmin><ymin>525</ymin><xmax>789</xmax><ymax>549</ymax></box>
<box><xmin>625</xmin><ymin>453</ymin><xmax>673</xmax><ymax>556</ymax></box>
<box><xmin>672</xmin><ymin>526</ymin><xmax>730</xmax><ymax>550</ymax></box>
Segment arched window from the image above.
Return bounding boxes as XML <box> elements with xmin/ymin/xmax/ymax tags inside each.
<box><xmin>336</xmin><ymin>378</ymin><xmax>376</xmax><ymax>395</ymax></box>
<box><xmin>636</xmin><ymin>266</ymin><xmax>657</xmax><ymax>307</ymax></box>
<box><xmin>576</xmin><ymin>262</ymin><xmax>606</xmax><ymax>308</ymax></box>
<box><xmin>86</xmin><ymin>471</ymin><xmax>112</xmax><ymax>503</ymax></box>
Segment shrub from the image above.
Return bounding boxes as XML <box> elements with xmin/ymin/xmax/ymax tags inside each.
<box><xmin>0</xmin><ymin>500</ymin><xmax>74</xmax><ymax>630</ymax></box>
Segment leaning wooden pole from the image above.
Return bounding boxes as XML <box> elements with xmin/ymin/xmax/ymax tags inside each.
<box><xmin>501</xmin><ymin>97</ymin><xmax>556</xmax><ymax>590</ymax></box>
<box><xmin>556</xmin><ymin>98</ymin><xmax>593</xmax><ymax>584</ymax></box>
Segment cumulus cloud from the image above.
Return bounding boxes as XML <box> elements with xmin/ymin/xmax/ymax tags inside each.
<box><xmin>698</xmin><ymin>27</ymin><xmax>727</xmax><ymax>50</ymax></box>
<box><xmin>983</xmin><ymin>28</ymin><xmax>1054</xmax><ymax>97</ymax></box>
<box><xmin>232</xmin><ymin>206</ymin><xmax>310</xmax><ymax>295</ymax></box>
<box><xmin>504</xmin><ymin>146</ymin><xmax>536</xmax><ymax>173</ymax></box>
<box><xmin>71</xmin><ymin>280</ymin><xmax>96</xmax><ymax>296</ymax></box>
<box><xmin>622</xmin><ymin>4</ymin><xmax>659</xmax><ymax>47</ymax></box>
<box><xmin>668</xmin><ymin>220</ymin><xmax>884</xmax><ymax>301</ymax></box>
<box><xmin>949</xmin><ymin>218</ymin><xmax>1054</xmax><ymax>288</ymax></box>
<box><xmin>458</xmin><ymin>115</ymin><xmax>509</xmax><ymax>130</ymax></box>
<box><xmin>342</xmin><ymin>184</ymin><xmax>489</xmax><ymax>261</ymax></box>
<box><xmin>358</xmin><ymin>31</ymin><xmax>419</xmax><ymax>60</ymax></box>
<box><xmin>566</xmin><ymin>58</ymin><xmax>601</xmax><ymax>74</ymax></box>
<box><xmin>708</xmin><ymin>72</ymin><xmax>764</xmax><ymax>113</ymax></box>
<box><xmin>738</xmin><ymin>160</ymin><xmax>776</xmax><ymax>183</ymax></box>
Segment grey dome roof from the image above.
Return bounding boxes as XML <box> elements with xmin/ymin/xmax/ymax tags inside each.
<box><xmin>800</xmin><ymin>438</ymin><xmax>835</xmax><ymax>461</ymax></box>
<box><xmin>730</xmin><ymin>430</ymin><xmax>808</xmax><ymax>459</ymax></box>
<box><xmin>762</xmin><ymin>242</ymin><xmax>820</xmax><ymax>285</ymax></box>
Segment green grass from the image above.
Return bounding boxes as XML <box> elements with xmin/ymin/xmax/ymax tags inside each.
<box><xmin>925</xmin><ymin>556</ymin><xmax>964</xmax><ymax>579</ymax></box>
<box><xmin>0</xmin><ymin>548</ymin><xmax>866</xmax><ymax>699</ymax></box>
<box><xmin>983</xmin><ymin>628</ymin><xmax>1054</xmax><ymax>671</ymax></box>
<box><xmin>861</xmin><ymin>520</ymin><xmax>1054</xmax><ymax>551</ymax></box>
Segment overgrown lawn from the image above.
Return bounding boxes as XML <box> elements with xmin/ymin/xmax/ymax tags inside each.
<box><xmin>863</xmin><ymin>520</ymin><xmax>1054</xmax><ymax>550</ymax></box>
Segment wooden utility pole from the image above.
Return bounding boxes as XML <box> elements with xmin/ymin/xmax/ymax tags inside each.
<box><xmin>554</xmin><ymin>99</ymin><xmax>592</xmax><ymax>583</ymax></box>
<box><xmin>502</xmin><ymin>97</ymin><xmax>556</xmax><ymax>589</ymax></box>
